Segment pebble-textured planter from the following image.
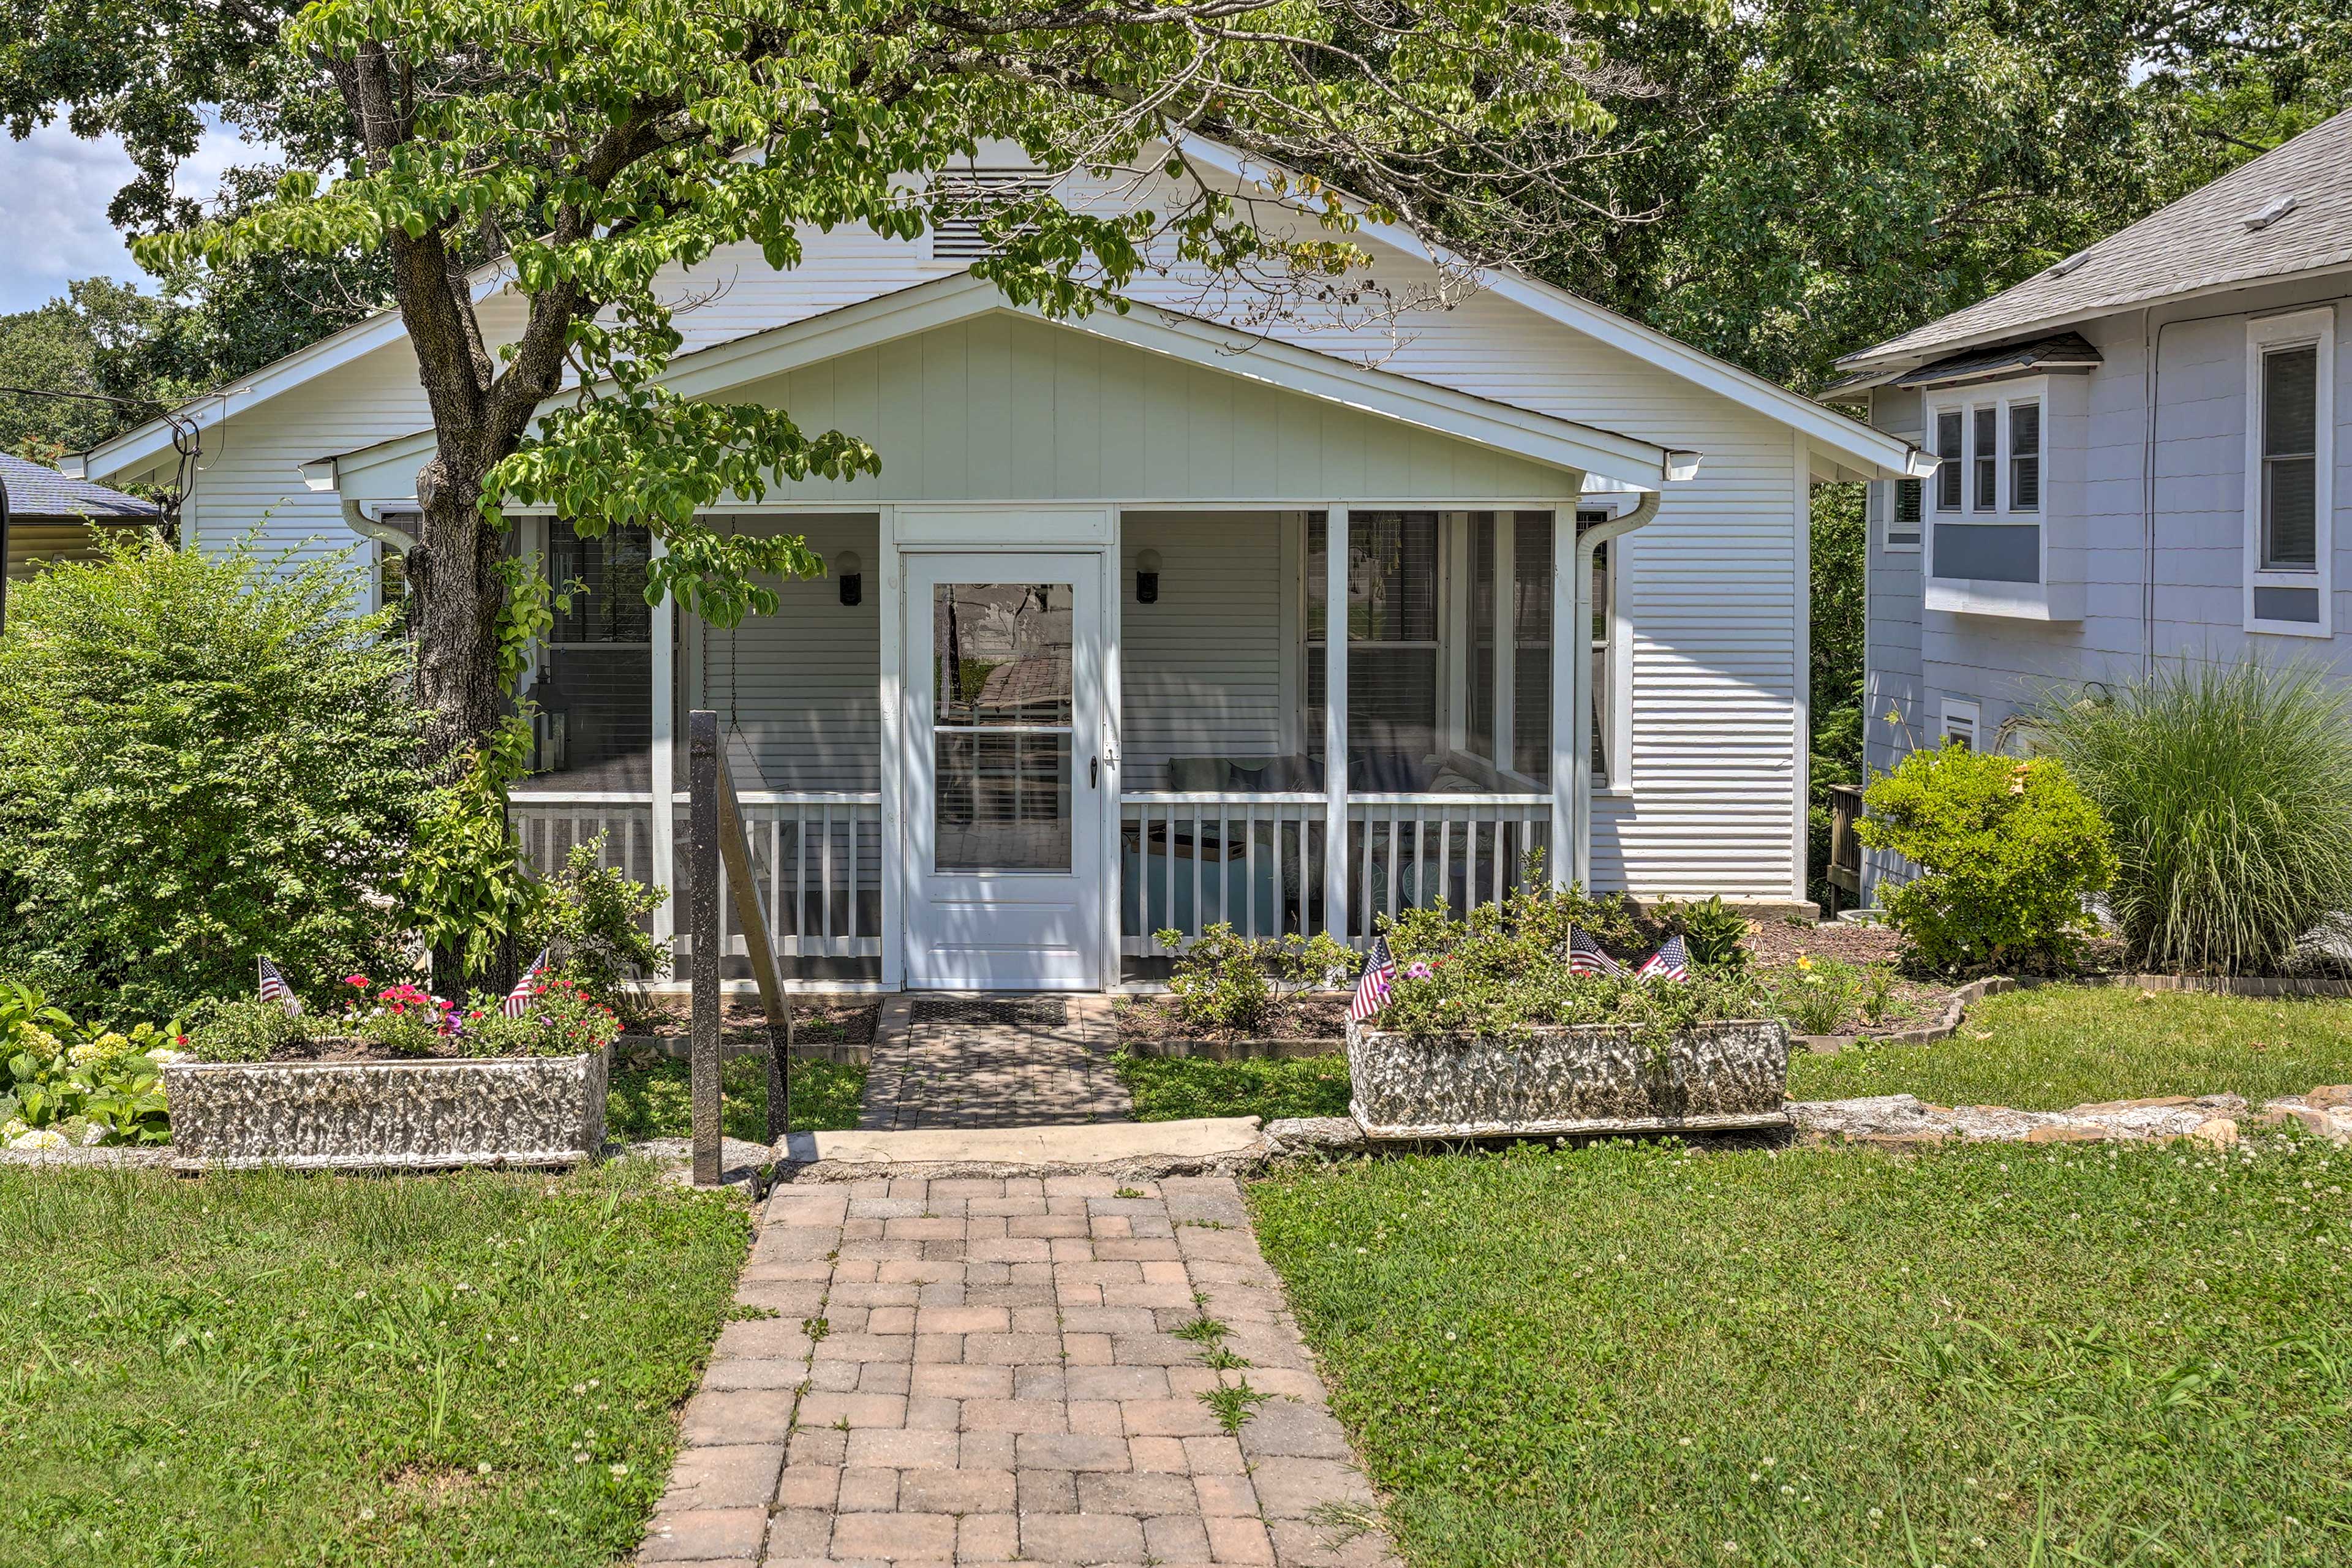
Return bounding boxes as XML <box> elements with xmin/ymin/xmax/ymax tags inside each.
<box><xmin>164</xmin><ymin>1051</ymin><xmax>608</xmax><ymax>1171</ymax></box>
<box><xmin>1345</xmin><ymin>1018</ymin><xmax>1789</xmax><ymax>1139</ymax></box>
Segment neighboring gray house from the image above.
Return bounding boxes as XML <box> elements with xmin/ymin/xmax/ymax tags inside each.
<box><xmin>0</xmin><ymin>452</ymin><xmax>161</xmax><ymax>630</ymax></box>
<box><xmin>1831</xmin><ymin>107</ymin><xmax>2351</xmax><ymax>902</ymax></box>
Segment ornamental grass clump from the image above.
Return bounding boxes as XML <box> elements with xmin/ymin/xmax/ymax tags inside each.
<box><xmin>1856</xmin><ymin>746</ymin><xmax>2113</xmax><ymax>975</ymax></box>
<box><xmin>2029</xmin><ymin>659</ymin><xmax>2352</xmax><ymax>974</ymax></box>
<box><xmin>1368</xmin><ymin>881</ymin><xmax>1768</xmax><ymax>1044</ymax></box>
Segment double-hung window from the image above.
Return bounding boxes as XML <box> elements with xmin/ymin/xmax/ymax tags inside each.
<box><xmin>1933</xmin><ymin>411</ymin><xmax>1963</xmax><ymax>511</ymax></box>
<box><xmin>2245</xmin><ymin>308</ymin><xmax>2335</xmax><ymax>635</ymax></box>
<box><xmin>1885</xmin><ymin>477</ymin><xmax>1923</xmax><ymax>551</ymax></box>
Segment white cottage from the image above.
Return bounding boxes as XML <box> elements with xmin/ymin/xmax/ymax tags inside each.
<box><xmin>73</xmin><ymin>148</ymin><xmax>1924</xmax><ymax>992</ymax></box>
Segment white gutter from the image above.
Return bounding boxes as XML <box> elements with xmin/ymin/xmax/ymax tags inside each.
<box><xmin>1567</xmin><ymin>490</ymin><xmax>1662</xmax><ymax>888</ymax></box>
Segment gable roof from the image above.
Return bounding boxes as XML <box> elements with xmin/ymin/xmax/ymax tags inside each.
<box><xmin>323</xmin><ymin>275</ymin><xmax>1694</xmax><ymax>502</ymax></box>
<box><xmin>1823</xmin><ymin>331</ymin><xmax>2105</xmax><ymax>401</ymax></box>
<box><xmin>80</xmin><ymin>138</ymin><xmax>1925</xmax><ymax>486</ymax></box>
<box><xmin>0</xmin><ymin>453</ymin><xmax>160</xmax><ymax>521</ymax></box>
<box><xmin>1840</xmin><ymin>108</ymin><xmax>2352</xmax><ymax>377</ymax></box>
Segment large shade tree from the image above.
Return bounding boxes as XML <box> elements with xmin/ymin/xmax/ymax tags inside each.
<box><xmin>82</xmin><ymin>0</ymin><xmax>1695</xmax><ymax>775</ymax></box>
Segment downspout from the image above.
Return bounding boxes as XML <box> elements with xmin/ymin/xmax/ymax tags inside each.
<box><xmin>1568</xmin><ymin>488</ymin><xmax>1662</xmax><ymax>889</ymax></box>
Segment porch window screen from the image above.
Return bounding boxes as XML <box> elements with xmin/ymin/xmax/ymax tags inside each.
<box><xmin>1511</xmin><ymin>513</ymin><xmax>1555</xmax><ymax>784</ymax></box>
<box><xmin>2263</xmin><ymin>344</ymin><xmax>2319</xmax><ymax>570</ymax></box>
<box><xmin>1305</xmin><ymin>511</ymin><xmax>1440</xmax><ymax>778</ymax></box>
<box><xmin>932</xmin><ymin>582</ymin><xmax>1074</xmax><ymax>871</ymax></box>
<box><xmin>1468</xmin><ymin>514</ymin><xmax>1495</xmax><ymax>761</ymax></box>
<box><xmin>534</xmin><ymin>521</ymin><xmax>653</xmax><ymax>786</ymax></box>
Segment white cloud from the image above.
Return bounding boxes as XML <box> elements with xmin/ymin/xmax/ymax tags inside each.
<box><xmin>0</xmin><ymin>119</ymin><xmax>265</xmax><ymax>314</ymax></box>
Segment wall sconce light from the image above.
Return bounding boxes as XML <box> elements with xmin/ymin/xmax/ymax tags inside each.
<box><xmin>834</xmin><ymin>549</ymin><xmax>863</xmax><ymax>607</ymax></box>
<box><xmin>1135</xmin><ymin>548</ymin><xmax>1161</xmax><ymax>605</ymax></box>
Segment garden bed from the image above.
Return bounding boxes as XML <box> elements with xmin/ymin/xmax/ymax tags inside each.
<box><xmin>165</xmin><ymin>1052</ymin><xmax>609</xmax><ymax>1172</ymax></box>
<box><xmin>1112</xmin><ymin>992</ymin><xmax>1349</xmax><ymax>1054</ymax></box>
<box><xmin>1347</xmin><ymin>1017</ymin><xmax>1789</xmax><ymax>1138</ymax></box>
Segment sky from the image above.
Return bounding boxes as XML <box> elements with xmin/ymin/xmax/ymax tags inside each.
<box><xmin>0</xmin><ymin>120</ymin><xmax>256</xmax><ymax>314</ymax></box>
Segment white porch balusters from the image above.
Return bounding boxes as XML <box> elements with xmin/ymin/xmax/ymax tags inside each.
<box><xmin>1322</xmin><ymin>503</ymin><xmax>1350</xmax><ymax>945</ymax></box>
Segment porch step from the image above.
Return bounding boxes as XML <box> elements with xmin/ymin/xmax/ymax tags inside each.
<box><xmin>774</xmin><ymin>1116</ymin><xmax>1270</xmax><ymax>1182</ymax></box>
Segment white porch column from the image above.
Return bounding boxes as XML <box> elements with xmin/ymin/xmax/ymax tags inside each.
<box><xmin>1322</xmin><ymin>504</ymin><xmax>1350</xmax><ymax>944</ymax></box>
<box><xmin>1492</xmin><ymin>510</ymin><xmax>1516</xmax><ymax>777</ymax></box>
<box><xmin>877</xmin><ymin>511</ymin><xmax>904</xmax><ymax>990</ymax></box>
<box><xmin>1551</xmin><ymin>507</ymin><xmax>1576</xmax><ymax>889</ymax></box>
<box><xmin>648</xmin><ymin>534</ymin><xmax>677</xmax><ymax>962</ymax></box>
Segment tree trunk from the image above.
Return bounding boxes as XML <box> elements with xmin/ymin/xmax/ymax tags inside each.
<box><xmin>408</xmin><ymin>450</ymin><xmax>512</xmax><ymax>778</ymax></box>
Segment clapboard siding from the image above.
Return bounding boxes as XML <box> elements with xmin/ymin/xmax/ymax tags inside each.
<box><xmin>1118</xmin><ymin>512</ymin><xmax>1291</xmax><ymax>781</ymax></box>
<box><xmin>690</xmin><ymin>513</ymin><xmax>882</xmax><ymax>792</ymax></box>
<box><xmin>5</xmin><ymin>522</ymin><xmax>111</xmax><ymax>579</ymax></box>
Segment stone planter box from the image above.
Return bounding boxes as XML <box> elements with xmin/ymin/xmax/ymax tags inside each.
<box><xmin>1345</xmin><ymin>1018</ymin><xmax>1790</xmax><ymax>1139</ymax></box>
<box><xmin>164</xmin><ymin>1051</ymin><xmax>609</xmax><ymax>1172</ymax></box>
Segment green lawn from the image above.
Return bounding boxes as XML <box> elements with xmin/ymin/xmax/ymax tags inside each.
<box><xmin>0</xmin><ymin>1161</ymin><xmax>748</xmax><ymax>1567</ymax></box>
<box><xmin>1251</xmin><ymin>1135</ymin><xmax>2352</xmax><ymax>1567</ymax></box>
<box><xmin>1792</xmin><ymin>986</ymin><xmax>2352</xmax><ymax>1110</ymax></box>
<box><xmin>1115</xmin><ymin>1049</ymin><xmax>1351</xmax><ymax>1123</ymax></box>
<box><xmin>606</xmin><ymin>1054</ymin><xmax>867</xmax><ymax>1142</ymax></box>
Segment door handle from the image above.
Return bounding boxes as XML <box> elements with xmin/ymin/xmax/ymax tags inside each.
<box><xmin>1090</xmin><ymin>756</ymin><xmax>1099</xmax><ymax>789</ymax></box>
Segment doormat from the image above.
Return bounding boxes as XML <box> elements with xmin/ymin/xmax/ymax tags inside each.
<box><xmin>910</xmin><ymin>998</ymin><xmax>1070</xmax><ymax>1027</ymax></box>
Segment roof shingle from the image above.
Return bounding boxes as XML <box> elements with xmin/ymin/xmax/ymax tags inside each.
<box><xmin>0</xmin><ymin>452</ymin><xmax>160</xmax><ymax>521</ymax></box>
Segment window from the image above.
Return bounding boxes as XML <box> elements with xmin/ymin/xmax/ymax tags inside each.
<box><xmin>2261</xmin><ymin>344</ymin><xmax>2319</xmax><ymax>570</ymax></box>
<box><xmin>2245</xmin><ymin>308</ymin><xmax>2334</xmax><ymax>635</ymax></box>
<box><xmin>1934</xmin><ymin>411</ymin><xmax>1962</xmax><ymax>511</ymax></box>
<box><xmin>1887</xmin><ymin>478</ymin><xmax>1923</xmax><ymax>550</ymax></box>
<box><xmin>1581</xmin><ymin>510</ymin><xmax>1618</xmax><ymax>785</ymax></box>
<box><xmin>1941</xmin><ymin>699</ymin><xmax>1979</xmax><ymax>752</ymax></box>
<box><xmin>1972</xmin><ymin>407</ymin><xmax>1999</xmax><ymax>510</ymax></box>
<box><xmin>2009</xmin><ymin>402</ymin><xmax>2041</xmax><ymax>512</ymax></box>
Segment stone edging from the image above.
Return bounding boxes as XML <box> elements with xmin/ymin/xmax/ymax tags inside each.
<box><xmin>1793</xmin><ymin>971</ymin><xmax>2352</xmax><ymax>1056</ymax></box>
<box><xmin>612</xmin><ymin>1033</ymin><xmax>872</xmax><ymax>1065</ymax></box>
<box><xmin>1793</xmin><ymin>1084</ymin><xmax>2352</xmax><ymax>1150</ymax></box>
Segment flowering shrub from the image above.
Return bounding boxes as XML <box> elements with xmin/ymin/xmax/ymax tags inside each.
<box><xmin>0</xmin><ymin>980</ymin><xmax>176</xmax><ymax>1147</ymax></box>
<box><xmin>1368</xmin><ymin>883</ymin><xmax>1768</xmax><ymax>1044</ymax></box>
<box><xmin>184</xmin><ymin>969</ymin><xmax>620</xmax><ymax>1061</ymax></box>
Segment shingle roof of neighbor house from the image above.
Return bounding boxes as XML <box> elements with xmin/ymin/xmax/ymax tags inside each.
<box><xmin>1838</xmin><ymin>107</ymin><xmax>2352</xmax><ymax>377</ymax></box>
<box><xmin>0</xmin><ymin>452</ymin><xmax>159</xmax><ymax>520</ymax></box>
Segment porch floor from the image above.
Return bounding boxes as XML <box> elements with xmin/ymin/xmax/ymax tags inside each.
<box><xmin>858</xmin><ymin>996</ymin><xmax>1133</xmax><ymax>1133</ymax></box>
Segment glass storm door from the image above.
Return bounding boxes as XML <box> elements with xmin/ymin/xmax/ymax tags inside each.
<box><xmin>904</xmin><ymin>553</ymin><xmax>1106</xmax><ymax>989</ymax></box>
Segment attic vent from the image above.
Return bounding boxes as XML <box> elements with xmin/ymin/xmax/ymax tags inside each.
<box><xmin>930</xmin><ymin>170</ymin><xmax>1052</xmax><ymax>261</ymax></box>
<box><xmin>2046</xmin><ymin>251</ymin><xmax>2090</xmax><ymax>279</ymax></box>
<box><xmin>2242</xmin><ymin>195</ymin><xmax>2299</xmax><ymax>232</ymax></box>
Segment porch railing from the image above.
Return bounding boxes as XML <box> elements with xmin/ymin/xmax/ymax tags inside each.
<box><xmin>1120</xmin><ymin>791</ymin><xmax>1551</xmax><ymax>954</ymax></box>
<box><xmin>511</xmin><ymin>792</ymin><xmax>657</xmax><ymax>884</ymax></box>
<box><xmin>674</xmin><ymin>793</ymin><xmax>883</xmax><ymax>960</ymax></box>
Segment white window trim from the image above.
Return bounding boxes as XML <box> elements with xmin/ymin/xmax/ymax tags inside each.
<box><xmin>1940</xmin><ymin>698</ymin><xmax>1980</xmax><ymax>752</ymax></box>
<box><xmin>2244</xmin><ymin>306</ymin><xmax>2335</xmax><ymax>638</ymax></box>
<box><xmin>1578</xmin><ymin>507</ymin><xmax>1632</xmax><ymax>794</ymax></box>
<box><xmin>1883</xmin><ymin>475</ymin><xmax>1922</xmax><ymax>553</ymax></box>
<box><xmin>1924</xmin><ymin>375</ymin><xmax>2049</xmax><ymax>587</ymax></box>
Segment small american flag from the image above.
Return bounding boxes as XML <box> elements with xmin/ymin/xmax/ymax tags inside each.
<box><xmin>1636</xmin><ymin>933</ymin><xmax>1691</xmax><ymax>982</ymax></box>
<box><xmin>1567</xmin><ymin>927</ymin><xmax>1624</xmax><ymax>978</ymax></box>
<box><xmin>257</xmin><ymin>958</ymin><xmax>302</xmax><ymax>1016</ymax></box>
<box><xmin>502</xmin><ymin>947</ymin><xmax>551</xmax><ymax>1018</ymax></box>
<box><xmin>1348</xmin><ymin>934</ymin><xmax>1396</xmax><ymax>1024</ymax></box>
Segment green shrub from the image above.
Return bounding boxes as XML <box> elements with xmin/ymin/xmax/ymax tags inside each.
<box><xmin>1155</xmin><ymin>924</ymin><xmax>1357</xmax><ymax>1036</ymax></box>
<box><xmin>1660</xmin><ymin>894</ymin><xmax>1751</xmax><ymax>974</ymax></box>
<box><xmin>1856</xmin><ymin>745</ymin><xmax>2114</xmax><ymax>975</ymax></box>
<box><xmin>0</xmin><ymin>980</ymin><xmax>175</xmax><ymax>1147</ymax></box>
<box><xmin>1371</xmin><ymin>882</ymin><xmax>1770</xmax><ymax>1042</ymax></box>
<box><xmin>2029</xmin><ymin>660</ymin><xmax>2352</xmax><ymax>974</ymax></box>
<box><xmin>178</xmin><ymin>997</ymin><xmax>307</xmax><ymax>1063</ymax></box>
<box><xmin>527</xmin><ymin>838</ymin><xmax>670</xmax><ymax>1006</ymax></box>
<box><xmin>0</xmin><ymin>535</ymin><xmax>426</xmax><ymax>1018</ymax></box>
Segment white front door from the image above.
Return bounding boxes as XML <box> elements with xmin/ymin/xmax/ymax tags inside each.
<box><xmin>903</xmin><ymin>552</ymin><xmax>1108</xmax><ymax>989</ymax></box>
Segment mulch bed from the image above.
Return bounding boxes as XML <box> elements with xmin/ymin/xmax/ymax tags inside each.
<box><xmin>1114</xmin><ymin>993</ymin><xmax>1351</xmax><ymax>1046</ymax></box>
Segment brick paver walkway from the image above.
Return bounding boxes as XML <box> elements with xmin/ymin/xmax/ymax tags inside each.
<box><xmin>858</xmin><ymin>1000</ymin><xmax>1133</xmax><ymax>1133</ymax></box>
<box><xmin>641</xmin><ymin>1175</ymin><xmax>1395</xmax><ymax>1567</ymax></box>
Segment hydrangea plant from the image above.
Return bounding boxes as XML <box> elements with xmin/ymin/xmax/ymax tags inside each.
<box><xmin>0</xmin><ymin>981</ymin><xmax>177</xmax><ymax>1147</ymax></box>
